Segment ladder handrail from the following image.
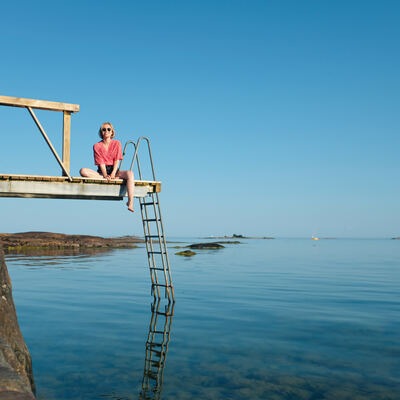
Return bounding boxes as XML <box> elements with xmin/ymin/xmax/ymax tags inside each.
<box><xmin>121</xmin><ymin>140</ymin><xmax>136</xmax><ymax>172</ymax></box>
<box><xmin>122</xmin><ymin>136</ymin><xmax>157</xmax><ymax>181</ymax></box>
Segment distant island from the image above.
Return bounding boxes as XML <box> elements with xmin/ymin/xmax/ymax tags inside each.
<box><xmin>0</xmin><ymin>232</ymin><xmax>144</xmax><ymax>255</ymax></box>
<box><xmin>205</xmin><ymin>234</ymin><xmax>274</xmax><ymax>239</ymax></box>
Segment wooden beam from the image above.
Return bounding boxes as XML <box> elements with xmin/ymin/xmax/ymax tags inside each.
<box><xmin>27</xmin><ymin>107</ymin><xmax>72</xmax><ymax>180</ymax></box>
<box><xmin>0</xmin><ymin>175</ymin><xmax>161</xmax><ymax>200</ymax></box>
<box><xmin>62</xmin><ymin>111</ymin><xmax>71</xmax><ymax>175</ymax></box>
<box><xmin>0</xmin><ymin>95</ymin><xmax>79</xmax><ymax>113</ymax></box>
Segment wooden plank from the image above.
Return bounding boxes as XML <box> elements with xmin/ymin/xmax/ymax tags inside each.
<box><xmin>0</xmin><ymin>174</ymin><xmax>161</xmax><ymax>200</ymax></box>
<box><xmin>0</xmin><ymin>174</ymin><xmax>161</xmax><ymax>191</ymax></box>
<box><xmin>0</xmin><ymin>95</ymin><xmax>79</xmax><ymax>113</ymax></box>
<box><xmin>62</xmin><ymin>111</ymin><xmax>71</xmax><ymax>175</ymax></box>
<box><xmin>0</xmin><ymin>179</ymin><xmax>125</xmax><ymax>200</ymax></box>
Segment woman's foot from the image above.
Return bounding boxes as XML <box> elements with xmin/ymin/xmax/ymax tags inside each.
<box><xmin>127</xmin><ymin>201</ymin><xmax>134</xmax><ymax>212</ymax></box>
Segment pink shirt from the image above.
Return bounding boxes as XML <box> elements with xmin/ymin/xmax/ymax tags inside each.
<box><xmin>93</xmin><ymin>140</ymin><xmax>123</xmax><ymax>166</ymax></box>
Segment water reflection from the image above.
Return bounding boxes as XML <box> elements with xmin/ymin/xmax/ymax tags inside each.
<box><xmin>4</xmin><ymin>247</ymin><xmax>114</xmax><ymax>258</ymax></box>
<box><xmin>139</xmin><ymin>300</ymin><xmax>174</xmax><ymax>400</ymax></box>
<box><xmin>98</xmin><ymin>300</ymin><xmax>174</xmax><ymax>400</ymax></box>
<box><xmin>4</xmin><ymin>248</ymin><xmax>113</xmax><ymax>269</ymax></box>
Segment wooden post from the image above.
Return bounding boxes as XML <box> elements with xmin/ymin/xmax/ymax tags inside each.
<box><xmin>62</xmin><ymin>111</ymin><xmax>71</xmax><ymax>176</ymax></box>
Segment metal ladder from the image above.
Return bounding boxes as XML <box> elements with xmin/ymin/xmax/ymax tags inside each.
<box><xmin>139</xmin><ymin>301</ymin><xmax>174</xmax><ymax>400</ymax></box>
<box><xmin>122</xmin><ymin>137</ymin><xmax>175</xmax><ymax>303</ymax></box>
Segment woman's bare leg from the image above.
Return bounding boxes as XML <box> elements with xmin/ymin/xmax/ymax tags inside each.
<box><xmin>117</xmin><ymin>170</ymin><xmax>134</xmax><ymax>212</ymax></box>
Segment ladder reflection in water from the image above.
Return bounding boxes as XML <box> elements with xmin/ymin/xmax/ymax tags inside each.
<box><xmin>139</xmin><ymin>301</ymin><xmax>174</xmax><ymax>400</ymax></box>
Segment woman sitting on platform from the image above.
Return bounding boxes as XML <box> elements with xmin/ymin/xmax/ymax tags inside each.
<box><xmin>80</xmin><ymin>122</ymin><xmax>134</xmax><ymax>212</ymax></box>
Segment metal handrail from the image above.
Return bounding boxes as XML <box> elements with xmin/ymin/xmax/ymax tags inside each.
<box><xmin>122</xmin><ymin>137</ymin><xmax>156</xmax><ymax>181</ymax></box>
<box><xmin>121</xmin><ymin>140</ymin><xmax>136</xmax><ymax>170</ymax></box>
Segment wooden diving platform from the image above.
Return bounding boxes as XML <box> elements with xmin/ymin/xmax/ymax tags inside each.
<box><xmin>0</xmin><ymin>95</ymin><xmax>162</xmax><ymax>202</ymax></box>
<box><xmin>0</xmin><ymin>174</ymin><xmax>161</xmax><ymax>201</ymax></box>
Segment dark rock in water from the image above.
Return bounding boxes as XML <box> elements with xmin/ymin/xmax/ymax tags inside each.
<box><xmin>175</xmin><ymin>250</ymin><xmax>196</xmax><ymax>257</ymax></box>
<box><xmin>0</xmin><ymin>247</ymin><xmax>36</xmax><ymax>399</ymax></box>
<box><xmin>187</xmin><ymin>242</ymin><xmax>225</xmax><ymax>250</ymax></box>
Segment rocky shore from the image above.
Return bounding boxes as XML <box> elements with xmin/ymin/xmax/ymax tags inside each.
<box><xmin>0</xmin><ymin>232</ymin><xmax>143</xmax><ymax>255</ymax></box>
<box><xmin>0</xmin><ymin>247</ymin><xmax>36</xmax><ymax>399</ymax></box>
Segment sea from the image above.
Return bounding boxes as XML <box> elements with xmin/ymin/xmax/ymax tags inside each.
<box><xmin>5</xmin><ymin>238</ymin><xmax>400</xmax><ymax>400</ymax></box>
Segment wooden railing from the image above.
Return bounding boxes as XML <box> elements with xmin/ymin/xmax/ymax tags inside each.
<box><xmin>0</xmin><ymin>95</ymin><xmax>80</xmax><ymax>180</ymax></box>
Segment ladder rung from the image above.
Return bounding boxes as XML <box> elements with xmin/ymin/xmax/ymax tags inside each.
<box><xmin>145</xmin><ymin>235</ymin><xmax>164</xmax><ymax>239</ymax></box>
<box><xmin>154</xmin><ymin>310</ymin><xmax>172</xmax><ymax>317</ymax></box>
<box><xmin>148</xmin><ymin>343</ymin><xmax>162</xmax><ymax>348</ymax></box>
<box><xmin>152</xmin><ymin>283</ymin><xmax>170</xmax><ymax>288</ymax></box>
<box><xmin>150</xmin><ymin>267</ymin><xmax>166</xmax><ymax>271</ymax></box>
<box><xmin>141</xmin><ymin>202</ymin><xmax>156</xmax><ymax>206</ymax></box>
<box><xmin>150</xmin><ymin>350</ymin><xmax>162</xmax><ymax>356</ymax></box>
<box><xmin>143</xmin><ymin>218</ymin><xmax>160</xmax><ymax>222</ymax></box>
<box><xmin>148</xmin><ymin>251</ymin><xmax>164</xmax><ymax>255</ymax></box>
<box><xmin>150</xmin><ymin>345</ymin><xmax>164</xmax><ymax>350</ymax></box>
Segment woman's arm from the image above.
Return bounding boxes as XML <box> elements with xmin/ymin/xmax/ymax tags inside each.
<box><xmin>110</xmin><ymin>160</ymin><xmax>120</xmax><ymax>179</ymax></box>
<box><xmin>98</xmin><ymin>164</ymin><xmax>108</xmax><ymax>179</ymax></box>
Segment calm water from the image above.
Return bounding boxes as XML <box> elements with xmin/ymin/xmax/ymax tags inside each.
<box><xmin>6</xmin><ymin>238</ymin><xmax>400</xmax><ymax>400</ymax></box>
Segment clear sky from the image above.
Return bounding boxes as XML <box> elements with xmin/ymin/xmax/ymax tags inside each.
<box><xmin>0</xmin><ymin>0</ymin><xmax>399</xmax><ymax>238</ymax></box>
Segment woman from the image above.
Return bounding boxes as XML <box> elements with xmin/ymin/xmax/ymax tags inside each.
<box><xmin>80</xmin><ymin>122</ymin><xmax>134</xmax><ymax>212</ymax></box>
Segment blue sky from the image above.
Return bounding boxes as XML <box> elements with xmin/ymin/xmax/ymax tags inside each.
<box><xmin>0</xmin><ymin>0</ymin><xmax>399</xmax><ymax>238</ymax></box>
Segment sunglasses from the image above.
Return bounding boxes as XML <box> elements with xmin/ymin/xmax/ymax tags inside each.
<box><xmin>102</xmin><ymin>127</ymin><xmax>112</xmax><ymax>132</ymax></box>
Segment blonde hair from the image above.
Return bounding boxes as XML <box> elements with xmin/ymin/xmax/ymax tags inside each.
<box><xmin>98</xmin><ymin>122</ymin><xmax>116</xmax><ymax>139</ymax></box>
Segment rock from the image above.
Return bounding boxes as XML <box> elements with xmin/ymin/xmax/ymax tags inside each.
<box><xmin>175</xmin><ymin>250</ymin><xmax>196</xmax><ymax>257</ymax></box>
<box><xmin>0</xmin><ymin>247</ymin><xmax>36</xmax><ymax>399</ymax></box>
<box><xmin>0</xmin><ymin>232</ymin><xmax>144</xmax><ymax>255</ymax></box>
<box><xmin>187</xmin><ymin>242</ymin><xmax>225</xmax><ymax>250</ymax></box>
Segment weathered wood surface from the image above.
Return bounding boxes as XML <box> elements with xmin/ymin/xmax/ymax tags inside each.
<box><xmin>0</xmin><ymin>174</ymin><xmax>161</xmax><ymax>200</ymax></box>
<box><xmin>62</xmin><ymin>112</ymin><xmax>72</xmax><ymax>174</ymax></box>
<box><xmin>0</xmin><ymin>95</ymin><xmax>79</xmax><ymax>113</ymax></box>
